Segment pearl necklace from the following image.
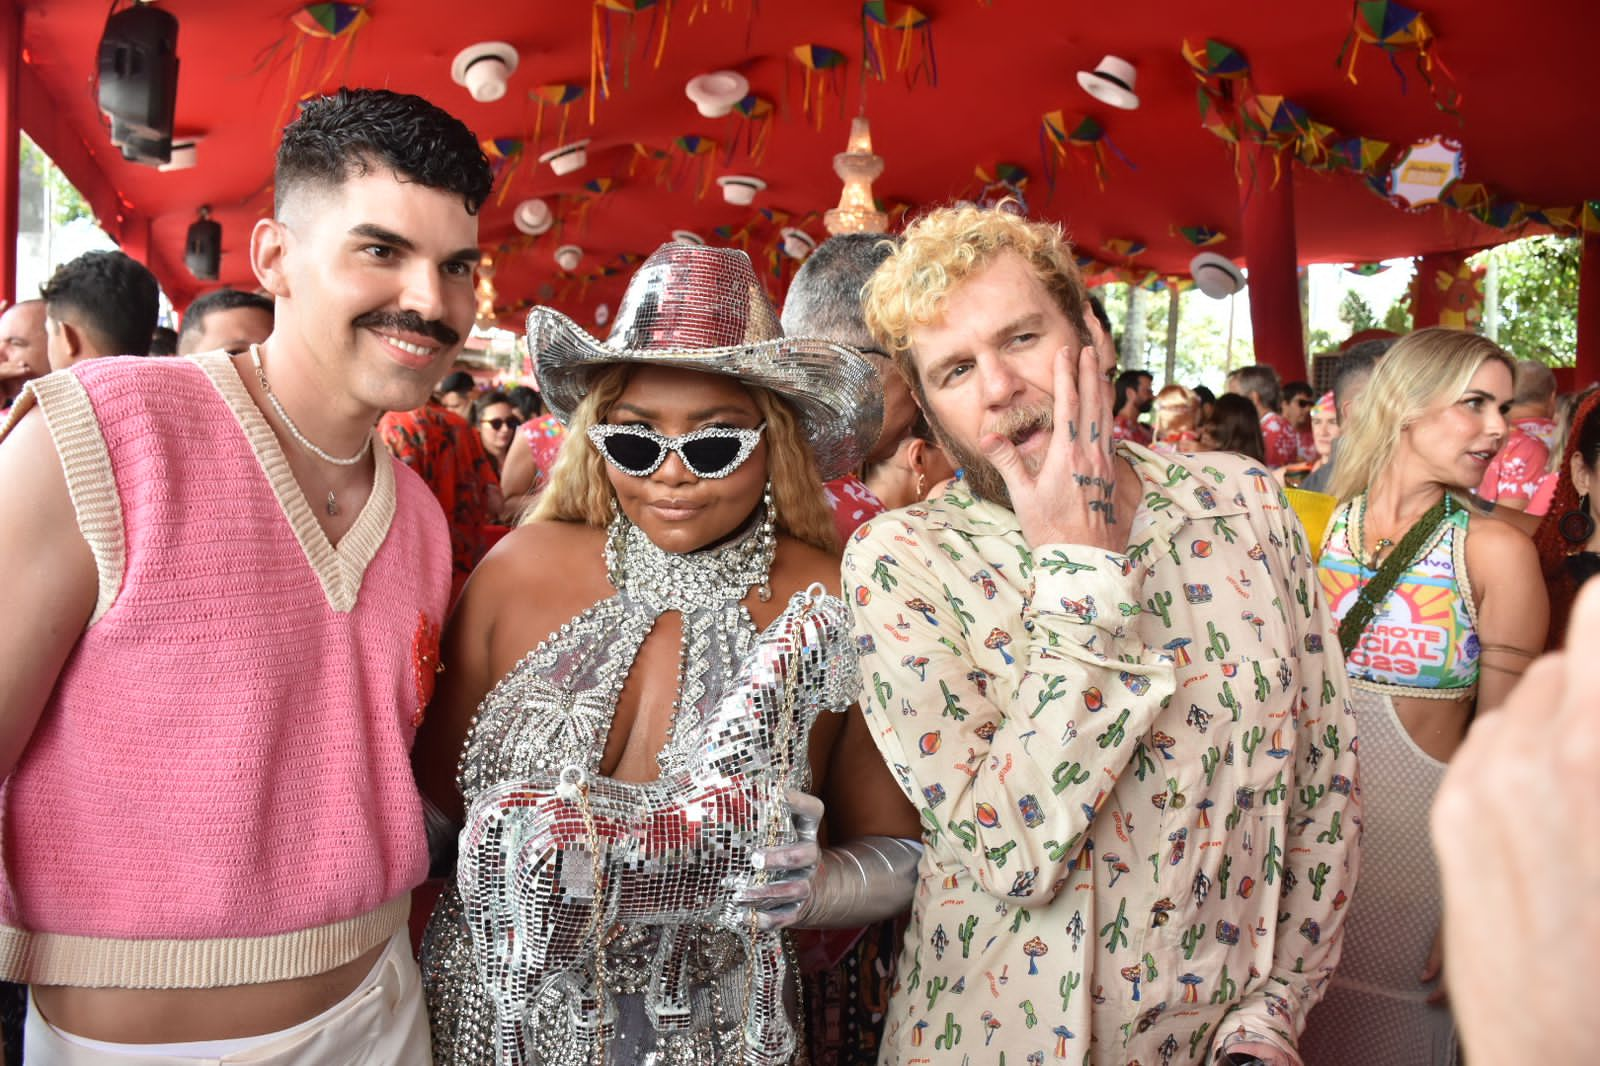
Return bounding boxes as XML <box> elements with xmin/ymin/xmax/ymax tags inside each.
<box><xmin>249</xmin><ymin>345</ymin><xmax>372</xmax><ymax>516</ymax></box>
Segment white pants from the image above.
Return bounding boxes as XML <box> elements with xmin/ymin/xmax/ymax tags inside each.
<box><xmin>24</xmin><ymin>932</ymin><xmax>431</xmax><ymax>1065</ymax></box>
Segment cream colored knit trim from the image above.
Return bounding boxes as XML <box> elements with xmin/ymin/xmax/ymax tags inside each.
<box><xmin>193</xmin><ymin>352</ymin><xmax>396</xmax><ymax>615</ymax></box>
<box><xmin>0</xmin><ymin>374</ymin><xmax>125</xmax><ymax>625</ymax></box>
<box><xmin>0</xmin><ymin>893</ymin><xmax>408</xmax><ymax>989</ymax></box>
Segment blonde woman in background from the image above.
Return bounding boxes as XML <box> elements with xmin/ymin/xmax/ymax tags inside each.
<box><xmin>1299</xmin><ymin>327</ymin><xmax>1547</xmax><ymax>1066</ymax></box>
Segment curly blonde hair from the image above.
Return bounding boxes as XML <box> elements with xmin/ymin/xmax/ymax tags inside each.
<box><xmin>1330</xmin><ymin>327</ymin><xmax>1516</xmax><ymax>502</ymax></box>
<box><xmin>530</xmin><ymin>364</ymin><xmax>839</xmax><ymax>552</ymax></box>
<box><xmin>861</xmin><ymin>202</ymin><xmax>1091</xmax><ymax>389</ymax></box>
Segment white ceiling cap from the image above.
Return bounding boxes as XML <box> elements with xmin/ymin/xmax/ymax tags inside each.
<box><xmin>1077</xmin><ymin>55</ymin><xmax>1140</xmax><ymax>110</ymax></box>
<box><xmin>538</xmin><ymin>139</ymin><xmax>591</xmax><ymax>176</ymax></box>
<box><xmin>685</xmin><ymin>70</ymin><xmax>750</xmax><ymax>118</ymax></box>
<box><xmin>717</xmin><ymin>174</ymin><xmax>766</xmax><ymax>206</ymax></box>
<box><xmin>451</xmin><ymin>42</ymin><xmax>519</xmax><ymax>104</ymax></box>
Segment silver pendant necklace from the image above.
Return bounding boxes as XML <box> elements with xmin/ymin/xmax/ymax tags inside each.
<box><xmin>248</xmin><ymin>345</ymin><xmax>372</xmax><ymax>516</ymax></box>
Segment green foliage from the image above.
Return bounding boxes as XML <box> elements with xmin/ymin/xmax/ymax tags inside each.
<box><xmin>1477</xmin><ymin>236</ymin><xmax>1580</xmax><ymax>363</ymax></box>
<box><xmin>1097</xmin><ymin>281</ymin><xmax>1252</xmax><ymax>392</ymax></box>
<box><xmin>21</xmin><ymin>133</ymin><xmax>94</xmax><ymax>228</ymax></box>
<box><xmin>1382</xmin><ymin>288</ymin><xmax>1412</xmax><ymax>334</ymax></box>
<box><xmin>1337</xmin><ymin>291</ymin><xmax>1376</xmax><ymax>333</ymax></box>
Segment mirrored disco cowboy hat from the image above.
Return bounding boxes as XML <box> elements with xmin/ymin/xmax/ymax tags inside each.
<box><xmin>530</xmin><ymin>242</ymin><xmax>883</xmax><ymax>480</ymax></box>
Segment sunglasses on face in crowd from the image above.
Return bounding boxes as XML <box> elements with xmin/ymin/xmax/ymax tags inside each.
<box><xmin>484</xmin><ymin>417</ymin><xmax>522</xmax><ymax>431</ymax></box>
<box><xmin>586</xmin><ymin>421</ymin><xmax>767</xmax><ymax>480</ymax></box>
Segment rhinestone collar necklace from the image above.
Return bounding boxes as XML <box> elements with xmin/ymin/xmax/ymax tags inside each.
<box><xmin>603</xmin><ymin>493</ymin><xmax>776</xmax><ymax>612</ymax></box>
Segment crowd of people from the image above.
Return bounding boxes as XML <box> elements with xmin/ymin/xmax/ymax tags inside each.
<box><xmin>0</xmin><ymin>85</ymin><xmax>1590</xmax><ymax>1066</ymax></box>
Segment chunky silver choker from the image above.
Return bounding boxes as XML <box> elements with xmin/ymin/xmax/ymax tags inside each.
<box><xmin>249</xmin><ymin>345</ymin><xmax>373</xmax><ymax>468</ymax></box>
<box><xmin>604</xmin><ymin>484</ymin><xmax>777</xmax><ymax>609</ymax></box>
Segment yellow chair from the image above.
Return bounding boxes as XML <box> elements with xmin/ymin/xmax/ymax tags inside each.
<box><xmin>1285</xmin><ymin>486</ymin><xmax>1338</xmax><ymax>560</ymax></box>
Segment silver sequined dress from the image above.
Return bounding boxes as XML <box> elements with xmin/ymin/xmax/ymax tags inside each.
<box><xmin>423</xmin><ymin>515</ymin><xmax>849</xmax><ymax>1066</ymax></box>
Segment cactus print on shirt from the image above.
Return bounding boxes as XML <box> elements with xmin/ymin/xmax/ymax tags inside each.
<box><xmin>842</xmin><ymin>443</ymin><xmax>1360</xmax><ymax>1066</ymax></box>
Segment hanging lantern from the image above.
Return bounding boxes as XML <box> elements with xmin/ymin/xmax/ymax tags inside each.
<box><xmin>824</xmin><ymin>115</ymin><xmax>888</xmax><ymax>235</ymax></box>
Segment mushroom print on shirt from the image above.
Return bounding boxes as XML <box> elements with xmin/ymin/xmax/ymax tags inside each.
<box><xmin>842</xmin><ymin>443</ymin><xmax>1360</xmax><ymax>1066</ymax></box>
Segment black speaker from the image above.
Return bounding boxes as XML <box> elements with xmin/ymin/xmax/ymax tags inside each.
<box><xmin>185</xmin><ymin>215</ymin><xmax>220</xmax><ymax>281</ymax></box>
<box><xmin>98</xmin><ymin>5</ymin><xmax>179</xmax><ymax>166</ymax></box>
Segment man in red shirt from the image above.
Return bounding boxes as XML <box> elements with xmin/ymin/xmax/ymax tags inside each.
<box><xmin>1228</xmin><ymin>363</ymin><xmax>1299</xmax><ymax>467</ymax></box>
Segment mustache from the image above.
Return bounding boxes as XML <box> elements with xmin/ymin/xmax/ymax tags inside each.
<box><xmin>984</xmin><ymin>404</ymin><xmax>1053</xmax><ymax>442</ymax></box>
<box><xmin>352</xmin><ymin>309</ymin><xmax>460</xmax><ymax>347</ymax></box>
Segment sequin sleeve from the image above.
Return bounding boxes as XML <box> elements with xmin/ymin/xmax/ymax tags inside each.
<box><xmin>843</xmin><ymin>515</ymin><xmax>1177</xmax><ymax>906</ymax></box>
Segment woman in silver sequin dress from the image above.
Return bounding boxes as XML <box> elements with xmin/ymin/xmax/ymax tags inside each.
<box><xmin>415</xmin><ymin>244</ymin><xmax>923</xmax><ymax>1066</ymax></box>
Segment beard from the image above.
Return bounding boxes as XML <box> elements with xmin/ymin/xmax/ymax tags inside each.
<box><xmin>924</xmin><ymin>403</ymin><xmax>1054</xmax><ymax>511</ymax></box>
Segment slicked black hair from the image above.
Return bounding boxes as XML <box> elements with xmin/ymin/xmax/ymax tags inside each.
<box><xmin>40</xmin><ymin>250</ymin><xmax>160</xmax><ymax>357</ymax></box>
<box><xmin>275</xmin><ymin>88</ymin><xmax>493</xmax><ymax>216</ymax></box>
<box><xmin>178</xmin><ymin>288</ymin><xmax>273</xmax><ymax>347</ymax></box>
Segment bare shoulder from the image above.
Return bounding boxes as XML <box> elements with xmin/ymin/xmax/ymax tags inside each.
<box><xmin>773</xmin><ymin>535</ymin><xmax>843</xmax><ymax>595</ymax></box>
<box><xmin>1464</xmin><ymin>510</ymin><xmax>1541</xmax><ymax>581</ymax></box>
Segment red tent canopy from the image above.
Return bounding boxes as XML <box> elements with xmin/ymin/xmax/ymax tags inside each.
<box><xmin>11</xmin><ymin>0</ymin><xmax>1600</xmax><ymax>334</ymax></box>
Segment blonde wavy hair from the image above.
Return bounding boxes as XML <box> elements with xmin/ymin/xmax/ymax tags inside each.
<box><xmin>531</xmin><ymin>364</ymin><xmax>839</xmax><ymax>552</ymax></box>
<box><xmin>861</xmin><ymin>202</ymin><xmax>1091</xmax><ymax>389</ymax></box>
<box><xmin>1330</xmin><ymin>327</ymin><xmax>1515</xmax><ymax>502</ymax></box>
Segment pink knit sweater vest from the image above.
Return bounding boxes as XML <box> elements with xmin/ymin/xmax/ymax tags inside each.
<box><xmin>0</xmin><ymin>354</ymin><xmax>450</xmax><ymax>988</ymax></box>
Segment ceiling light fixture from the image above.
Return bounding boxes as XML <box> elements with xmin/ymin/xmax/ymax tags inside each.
<box><xmin>824</xmin><ymin>115</ymin><xmax>887</xmax><ymax>236</ymax></box>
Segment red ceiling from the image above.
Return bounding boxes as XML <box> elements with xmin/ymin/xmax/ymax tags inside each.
<box><xmin>15</xmin><ymin>0</ymin><xmax>1600</xmax><ymax>327</ymax></box>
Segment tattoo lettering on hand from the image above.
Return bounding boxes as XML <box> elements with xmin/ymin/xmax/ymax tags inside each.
<box><xmin>1090</xmin><ymin>422</ymin><xmax>1101</xmax><ymax>443</ymax></box>
<box><xmin>1067</xmin><ymin>420</ymin><xmax>1079</xmax><ymax>442</ymax></box>
<box><xmin>1089</xmin><ymin>499</ymin><xmax>1117</xmax><ymax>524</ymax></box>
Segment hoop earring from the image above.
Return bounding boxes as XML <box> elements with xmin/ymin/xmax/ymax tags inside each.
<box><xmin>1559</xmin><ymin>494</ymin><xmax>1596</xmax><ymax>545</ymax></box>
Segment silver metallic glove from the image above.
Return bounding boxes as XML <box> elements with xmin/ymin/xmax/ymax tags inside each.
<box><xmin>735</xmin><ymin>790</ymin><xmax>923</xmax><ymax>931</ymax></box>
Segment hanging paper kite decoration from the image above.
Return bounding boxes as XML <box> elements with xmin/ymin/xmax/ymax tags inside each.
<box><xmin>1336</xmin><ymin>1</ymin><xmax>1459</xmax><ymax>112</ymax></box>
<box><xmin>565</xmin><ymin>177</ymin><xmax>615</xmax><ymax>233</ymax></box>
<box><xmin>790</xmin><ymin>44</ymin><xmax>848</xmax><ymax>129</ymax></box>
<box><xmin>1039</xmin><ymin>113</ymin><xmax>1135</xmax><ymax>194</ymax></box>
<box><xmin>590</xmin><ymin>0</ymin><xmax>674</xmax><ymax>120</ymax></box>
<box><xmin>530</xmin><ymin>84</ymin><xmax>587</xmax><ymax>151</ymax></box>
<box><xmin>1102</xmin><ymin>238</ymin><xmax>1146</xmax><ymax>265</ymax></box>
<box><xmin>630</xmin><ymin>143</ymin><xmax>673</xmax><ymax>184</ymax></box>
<box><xmin>1172</xmin><ymin>225</ymin><xmax>1227</xmax><ymax>248</ymax></box>
<box><xmin>1323</xmin><ymin>134</ymin><xmax>1391</xmax><ymax>175</ymax></box>
<box><xmin>1385</xmin><ymin>135</ymin><xmax>1463</xmax><ymax>209</ymax></box>
<box><xmin>265</xmin><ymin>4</ymin><xmax>372</xmax><ymax>131</ymax></box>
<box><xmin>860</xmin><ymin>3</ymin><xmax>938</xmax><ymax>87</ymax></box>
<box><xmin>723</xmin><ymin>95</ymin><xmax>775</xmax><ymax>165</ymax></box>
<box><xmin>1585</xmin><ymin>202</ymin><xmax>1600</xmax><ymax>235</ymax></box>
<box><xmin>482</xmin><ymin>138</ymin><xmax>526</xmax><ymax>206</ymax></box>
<box><xmin>670</xmin><ymin>134</ymin><xmax>719</xmax><ymax>197</ymax></box>
<box><xmin>973</xmin><ymin>163</ymin><xmax>1029</xmax><ymax>212</ymax></box>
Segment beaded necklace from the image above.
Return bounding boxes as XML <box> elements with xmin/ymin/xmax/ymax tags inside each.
<box><xmin>1338</xmin><ymin>491</ymin><xmax>1456</xmax><ymax>658</ymax></box>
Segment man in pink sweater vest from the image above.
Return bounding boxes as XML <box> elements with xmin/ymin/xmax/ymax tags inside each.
<box><xmin>0</xmin><ymin>89</ymin><xmax>491</xmax><ymax>1063</ymax></box>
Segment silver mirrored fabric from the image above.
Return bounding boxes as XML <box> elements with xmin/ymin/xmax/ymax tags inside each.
<box><xmin>529</xmin><ymin>243</ymin><xmax>883</xmax><ymax>481</ymax></box>
<box><xmin>423</xmin><ymin>513</ymin><xmax>858</xmax><ymax>1066</ymax></box>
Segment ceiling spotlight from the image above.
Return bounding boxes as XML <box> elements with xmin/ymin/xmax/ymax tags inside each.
<box><xmin>538</xmin><ymin>139</ymin><xmax>590</xmax><ymax>176</ymax></box>
<box><xmin>158</xmin><ymin>136</ymin><xmax>201</xmax><ymax>172</ymax></box>
<box><xmin>717</xmin><ymin>175</ymin><xmax>766</xmax><ymax>206</ymax></box>
<box><xmin>685</xmin><ymin>70</ymin><xmax>750</xmax><ymax>118</ymax></box>
<box><xmin>451</xmin><ymin>42</ymin><xmax>518</xmax><ymax>104</ymax></box>
<box><xmin>554</xmin><ymin>244</ymin><xmax>583</xmax><ymax>272</ymax></box>
<box><xmin>670</xmin><ymin>229</ymin><xmax>706</xmax><ymax>246</ymax></box>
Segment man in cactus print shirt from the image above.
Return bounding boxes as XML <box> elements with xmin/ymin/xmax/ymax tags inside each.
<box><xmin>848</xmin><ymin>204</ymin><xmax>1359</xmax><ymax>1066</ymax></box>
